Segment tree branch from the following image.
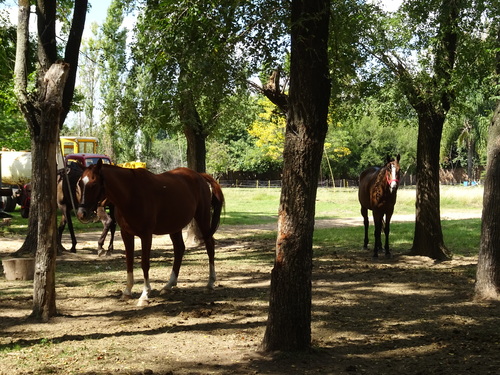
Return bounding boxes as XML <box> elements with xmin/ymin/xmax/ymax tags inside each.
<box><xmin>14</xmin><ymin>0</ymin><xmax>39</xmax><ymax>132</ymax></box>
<box><xmin>62</xmin><ymin>0</ymin><xmax>88</xmax><ymax>124</ymax></box>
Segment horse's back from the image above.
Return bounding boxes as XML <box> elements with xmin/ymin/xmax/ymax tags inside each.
<box><xmin>114</xmin><ymin>167</ymin><xmax>211</xmax><ymax>236</ymax></box>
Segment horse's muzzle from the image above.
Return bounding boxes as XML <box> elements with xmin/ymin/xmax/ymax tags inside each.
<box><xmin>77</xmin><ymin>205</ymin><xmax>98</xmax><ymax>224</ymax></box>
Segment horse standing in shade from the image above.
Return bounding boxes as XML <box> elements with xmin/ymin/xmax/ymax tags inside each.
<box><xmin>57</xmin><ymin>162</ymin><xmax>116</xmax><ymax>255</ymax></box>
<box><xmin>76</xmin><ymin>160</ymin><xmax>225</xmax><ymax>306</ymax></box>
<box><xmin>358</xmin><ymin>154</ymin><xmax>401</xmax><ymax>258</ymax></box>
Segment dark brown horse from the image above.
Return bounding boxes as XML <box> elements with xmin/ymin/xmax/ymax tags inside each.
<box><xmin>76</xmin><ymin>160</ymin><xmax>225</xmax><ymax>306</ymax></box>
<box><xmin>57</xmin><ymin>162</ymin><xmax>116</xmax><ymax>255</ymax></box>
<box><xmin>358</xmin><ymin>154</ymin><xmax>401</xmax><ymax>258</ymax></box>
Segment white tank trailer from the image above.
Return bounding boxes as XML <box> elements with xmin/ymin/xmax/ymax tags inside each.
<box><xmin>0</xmin><ymin>150</ymin><xmax>32</xmax><ymax>216</ymax></box>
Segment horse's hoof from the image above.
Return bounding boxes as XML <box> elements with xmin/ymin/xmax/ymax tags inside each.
<box><xmin>137</xmin><ymin>298</ymin><xmax>149</xmax><ymax>307</ymax></box>
<box><xmin>160</xmin><ymin>286</ymin><xmax>177</xmax><ymax>295</ymax></box>
<box><xmin>120</xmin><ymin>294</ymin><xmax>132</xmax><ymax>301</ymax></box>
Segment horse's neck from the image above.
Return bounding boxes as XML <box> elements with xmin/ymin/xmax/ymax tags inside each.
<box><xmin>375</xmin><ymin>168</ymin><xmax>391</xmax><ymax>194</ymax></box>
<box><xmin>101</xmin><ymin>165</ymin><xmax>134</xmax><ymax>204</ymax></box>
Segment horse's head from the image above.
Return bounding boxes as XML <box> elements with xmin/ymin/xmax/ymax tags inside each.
<box><xmin>385</xmin><ymin>154</ymin><xmax>401</xmax><ymax>193</ymax></box>
<box><xmin>77</xmin><ymin>159</ymin><xmax>106</xmax><ymax>223</ymax></box>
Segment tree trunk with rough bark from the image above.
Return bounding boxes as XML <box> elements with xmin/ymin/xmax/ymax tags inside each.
<box><xmin>32</xmin><ymin>62</ymin><xmax>70</xmax><ymax>320</ymax></box>
<box><xmin>409</xmin><ymin>110</ymin><xmax>451</xmax><ymax>260</ymax></box>
<box><xmin>13</xmin><ymin>0</ymin><xmax>87</xmax><ymax>321</ymax></box>
<box><xmin>262</xmin><ymin>0</ymin><xmax>330</xmax><ymax>352</ymax></box>
<box><xmin>475</xmin><ymin>103</ymin><xmax>500</xmax><ymax>300</ymax></box>
<box><xmin>395</xmin><ymin>0</ymin><xmax>460</xmax><ymax>261</ymax></box>
<box><xmin>475</xmin><ymin>25</ymin><xmax>500</xmax><ymax>300</ymax></box>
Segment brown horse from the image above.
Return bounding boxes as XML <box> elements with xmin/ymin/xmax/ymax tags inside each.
<box><xmin>76</xmin><ymin>160</ymin><xmax>224</xmax><ymax>306</ymax></box>
<box><xmin>358</xmin><ymin>154</ymin><xmax>401</xmax><ymax>258</ymax></box>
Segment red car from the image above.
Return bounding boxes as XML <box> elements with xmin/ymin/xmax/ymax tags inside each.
<box><xmin>64</xmin><ymin>153</ymin><xmax>113</xmax><ymax>167</ymax></box>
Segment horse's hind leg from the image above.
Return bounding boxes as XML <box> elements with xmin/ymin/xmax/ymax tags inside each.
<box><xmin>121</xmin><ymin>230</ymin><xmax>135</xmax><ymax>300</ymax></box>
<box><xmin>161</xmin><ymin>231</ymin><xmax>186</xmax><ymax>292</ymax></box>
<box><xmin>138</xmin><ymin>235</ymin><xmax>153</xmax><ymax>306</ymax></box>
<box><xmin>203</xmin><ymin>234</ymin><xmax>216</xmax><ymax>290</ymax></box>
<box><xmin>361</xmin><ymin>206</ymin><xmax>369</xmax><ymax>249</ymax></box>
<box><xmin>194</xmin><ymin>208</ymin><xmax>216</xmax><ymax>290</ymax></box>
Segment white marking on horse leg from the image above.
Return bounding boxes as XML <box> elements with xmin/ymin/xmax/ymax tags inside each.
<box><xmin>163</xmin><ymin>271</ymin><xmax>177</xmax><ymax>290</ymax></box>
<box><xmin>206</xmin><ymin>263</ymin><xmax>216</xmax><ymax>290</ymax></box>
<box><xmin>137</xmin><ymin>278</ymin><xmax>151</xmax><ymax>306</ymax></box>
<box><xmin>122</xmin><ymin>272</ymin><xmax>134</xmax><ymax>299</ymax></box>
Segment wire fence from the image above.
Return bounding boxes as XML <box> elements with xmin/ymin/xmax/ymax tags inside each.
<box><xmin>218</xmin><ymin>175</ymin><xmax>418</xmax><ymax>189</ymax></box>
<box><xmin>219</xmin><ymin>179</ymin><xmax>360</xmax><ymax>188</ymax></box>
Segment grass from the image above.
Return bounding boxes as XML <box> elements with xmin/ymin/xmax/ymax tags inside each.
<box><xmin>1</xmin><ymin>185</ymin><xmax>483</xmax><ymax>257</ymax></box>
<box><xmin>313</xmin><ymin>218</ymin><xmax>481</xmax><ymax>258</ymax></box>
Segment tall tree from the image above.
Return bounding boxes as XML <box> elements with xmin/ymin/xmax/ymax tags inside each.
<box><xmin>13</xmin><ymin>0</ymin><xmax>87</xmax><ymax>320</ymax></box>
<box><xmin>132</xmin><ymin>0</ymin><xmax>288</xmax><ymax>172</ymax></box>
<box><xmin>0</xmin><ymin>22</ymin><xmax>31</xmax><ymax>150</ymax></box>
<box><xmin>475</xmin><ymin>22</ymin><xmax>500</xmax><ymax>301</ymax></box>
<box><xmin>371</xmin><ymin>0</ymin><xmax>490</xmax><ymax>260</ymax></box>
<box><xmin>98</xmin><ymin>0</ymin><xmax>129</xmax><ymax>161</ymax></box>
<box><xmin>262</xmin><ymin>0</ymin><xmax>330</xmax><ymax>351</ymax></box>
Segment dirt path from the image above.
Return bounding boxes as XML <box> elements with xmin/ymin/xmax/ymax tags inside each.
<box><xmin>1</xmin><ymin>212</ymin><xmax>499</xmax><ymax>375</ymax></box>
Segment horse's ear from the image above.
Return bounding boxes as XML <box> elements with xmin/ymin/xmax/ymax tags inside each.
<box><xmin>386</xmin><ymin>155</ymin><xmax>391</xmax><ymax>164</ymax></box>
<box><xmin>396</xmin><ymin>154</ymin><xmax>401</xmax><ymax>162</ymax></box>
<box><xmin>96</xmin><ymin>158</ymin><xmax>103</xmax><ymax>171</ymax></box>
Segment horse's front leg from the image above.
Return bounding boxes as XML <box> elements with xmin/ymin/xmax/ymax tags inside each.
<box><xmin>57</xmin><ymin>210</ymin><xmax>67</xmax><ymax>254</ymax></box>
<box><xmin>161</xmin><ymin>231</ymin><xmax>186</xmax><ymax>293</ymax></box>
<box><xmin>65</xmin><ymin>208</ymin><xmax>77</xmax><ymax>253</ymax></box>
<box><xmin>372</xmin><ymin>212</ymin><xmax>383</xmax><ymax>258</ymax></box>
<box><xmin>107</xmin><ymin>208</ymin><xmax>117</xmax><ymax>255</ymax></box>
<box><xmin>137</xmin><ymin>235</ymin><xmax>153</xmax><ymax>306</ymax></box>
<box><xmin>121</xmin><ymin>230</ymin><xmax>135</xmax><ymax>300</ymax></box>
<box><xmin>97</xmin><ymin>207</ymin><xmax>115</xmax><ymax>257</ymax></box>
<box><xmin>361</xmin><ymin>206</ymin><xmax>369</xmax><ymax>249</ymax></box>
<box><xmin>384</xmin><ymin>211</ymin><xmax>393</xmax><ymax>258</ymax></box>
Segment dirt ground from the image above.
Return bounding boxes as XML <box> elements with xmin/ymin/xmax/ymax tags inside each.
<box><xmin>1</xmin><ymin>215</ymin><xmax>500</xmax><ymax>375</ymax></box>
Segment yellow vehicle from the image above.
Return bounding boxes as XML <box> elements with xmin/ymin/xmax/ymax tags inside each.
<box><xmin>60</xmin><ymin>136</ymin><xmax>100</xmax><ymax>155</ymax></box>
<box><xmin>57</xmin><ymin>136</ymin><xmax>113</xmax><ymax>168</ymax></box>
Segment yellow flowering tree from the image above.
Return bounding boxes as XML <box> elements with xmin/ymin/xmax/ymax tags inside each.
<box><xmin>248</xmin><ymin>96</ymin><xmax>285</xmax><ymax>161</ymax></box>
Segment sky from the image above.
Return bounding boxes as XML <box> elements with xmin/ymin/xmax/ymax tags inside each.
<box><xmin>1</xmin><ymin>0</ymin><xmax>114</xmax><ymax>38</ymax></box>
<box><xmin>1</xmin><ymin>0</ymin><xmax>403</xmax><ymax>39</ymax></box>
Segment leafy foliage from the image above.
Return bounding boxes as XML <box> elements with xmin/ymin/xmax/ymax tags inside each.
<box><xmin>0</xmin><ymin>23</ymin><xmax>30</xmax><ymax>150</ymax></box>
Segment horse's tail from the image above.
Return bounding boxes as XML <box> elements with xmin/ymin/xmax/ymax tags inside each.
<box><xmin>201</xmin><ymin>173</ymin><xmax>225</xmax><ymax>236</ymax></box>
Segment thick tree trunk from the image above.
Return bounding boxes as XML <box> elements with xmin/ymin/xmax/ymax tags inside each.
<box><xmin>14</xmin><ymin>0</ymin><xmax>87</xmax><ymax>321</ymax></box>
<box><xmin>179</xmin><ymin>94</ymin><xmax>206</xmax><ymax>246</ymax></box>
<box><xmin>31</xmin><ymin>62</ymin><xmax>70</xmax><ymax>321</ymax></box>
<box><xmin>183</xmin><ymin>122</ymin><xmax>207</xmax><ymax>172</ymax></box>
<box><xmin>178</xmin><ymin>69</ymin><xmax>207</xmax><ymax>173</ymax></box>
<box><xmin>475</xmin><ymin>102</ymin><xmax>500</xmax><ymax>300</ymax></box>
<box><xmin>262</xmin><ymin>0</ymin><xmax>330</xmax><ymax>352</ymax></box>
<box><xmin>409</xmin><ymin>110</ymin><xmax>451</xmax><ymax>261</ymax></box>
<box><xmin>178</xmin><ymin>81</ymin><xmax>207</xmax><ymax>246</ymax></box>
